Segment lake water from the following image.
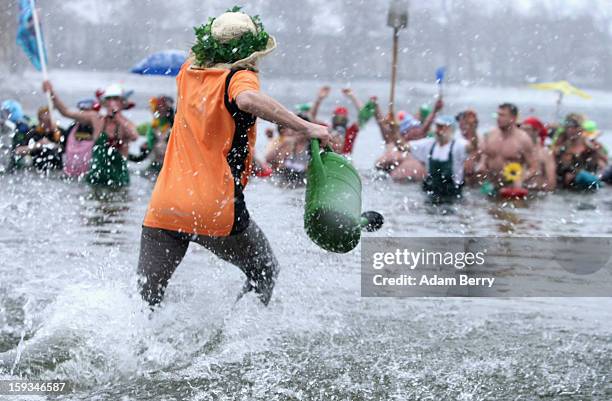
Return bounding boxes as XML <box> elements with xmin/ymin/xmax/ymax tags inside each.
<box><xmin>0</xmin><ymin>70</ymin><xmax>611</xmax><ymax>400</ymax></box>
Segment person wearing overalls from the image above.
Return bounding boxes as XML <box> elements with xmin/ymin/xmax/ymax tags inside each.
<box><xmin>408</xmin><ymin>115</ymin><xmax>469</xmax><ymax>203</ymax></box>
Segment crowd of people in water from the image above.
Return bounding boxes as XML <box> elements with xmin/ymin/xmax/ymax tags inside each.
<box><xmin>1</xmin><ymin>81</ymin><xmax>611</xmax><ymax>203</ymax></box>
<box><xmin>0</xmin><ymin>82</ymin><xmax>173</xmax><ymax>185</ymax></box>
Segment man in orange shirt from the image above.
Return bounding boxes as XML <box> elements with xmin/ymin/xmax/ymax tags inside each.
<box><xmin>138</xmin><ymin>9</ymin><xmax>330</xmax><ymax>307</ymax></box>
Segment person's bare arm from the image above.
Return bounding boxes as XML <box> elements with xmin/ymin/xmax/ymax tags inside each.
<box><xmin>589</xmin><ymin>141</ymin><xmax>608</xmax><ymax>171</ymax></box>
<box><xmin>372</xmin><ymin>98</ymin><xmax>395</xmax><ymax>144</ymax></box>
<box><xmin>14</xmin><ymin>145</ymin><xmax>31</xmax><ymax>156</ymax></box>
<box><xmin>522</xmin><ymin>136</ymin><xmax>539</xmax><ymax>182</ymax></box>
<box><xmin>236</xmin><ymin>90</ymin><xmax>330</xmax><ymax>145</ymax></box>
<box><xmin>265</xmin><ymin>138</ymin><xmax>291</xmax><ymax>167</ymax></box>
<box><xmin>467</xmin><ymin>134</ymin><xmax>479</xmax><ymax>154</ymax></box>
<box><xmin>42</xmin><ymin>80</ymin><xmax>94</xmax><ymax>125</ymax></box>
<box><xmin>373</xmin><ymin>97</ymin><xmax>384</xmax><ymax>124</ymax></box>
<box><xmin>401</xmin><ymin>99</ymin><xmax>444</xmax><ymax>141</ymax></box>
<box><xmin>309</xmin><ymin>86</ymin><xmax>330</xmax><ymax>122</ymax></box>
<box><xmin>465</xmin><ymin>140</ymin><xmax>476</xmax><ymax>155</ymax></box>
<box><xmin>476</xmin><ymin>134</ymin><xmax>489</xmax><ymax>178</ymax></box>
<box><xmin>115</xmin><ymin>113</ymin><xmax>139</xmax><ymax>142</ymax></box>
<box><xmin>330</xmin><ymin>132</ymin><xmax>344</xmax><ymax>153</ymax></box>
<box><xmin>419</xmin><ymin>98</ymin><xmax>444</xmax><ymax>138</ymax></box>
<box><xmin>14</xmin><ymin>136</ymin><xmax>53</xmax><ymax>155</ymax></box>
<box><xmin>401</xmin><ymin>127</ymin><xmax>427</xmax><ymax>141</ymax></box>
<box><xmin>341</xmin><ymin>88</ymin><xmax>363</xmax><ymax>114</ymax></box>
<box><xmin>543</xmin><ymin>151</ymin><xmax>557</xmax><ymax>191</ymax></box>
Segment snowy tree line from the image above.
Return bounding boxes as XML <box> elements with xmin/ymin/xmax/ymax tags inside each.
<box><xmin>1</xmin><ymin>0</ymin><xmax>611</xmax><ymax>88</ymax></box>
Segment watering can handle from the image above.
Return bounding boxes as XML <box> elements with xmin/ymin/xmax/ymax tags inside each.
<box><xmin>310</xmin><ymin>139</ymin><xmax>335</xmax><ymax>181</ymax></box>
<box><xmin>310</xmin><ymin>138</ymin><xmax>321</xmax><ymax>162</ymax></box>
<box><xmin>310</xmin><ymin>139</ymin><xmax>335</xmax><ymax>156</ymax></box>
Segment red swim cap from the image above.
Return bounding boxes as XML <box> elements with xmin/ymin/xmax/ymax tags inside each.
<box><xmin>522</xmin><ymin>116</ymin><xmax>547</xmax><ymax>145</ymax></box>
<box><xmin>333</xmin><ymin>106</ymin><xmax>349</xmax><ymax>117</ymax></box>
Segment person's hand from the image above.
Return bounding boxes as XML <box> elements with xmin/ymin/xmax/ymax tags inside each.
<box><xmin>383</xmin><ymin>112</ymin><xmax>396</xmax><ymax>126</ymax></box>
<box><xmin>305</xmin><ymin>122</ymin><xmax>331</xmax><ymax>147</ymax></box>
<box><xmin>370</xmin><ymin>96</ymin><xmax>378</xmax><ymax>103</ymax></box>
<box><xmin>434</xmin><ymin>98</ymin><xmax>444</xmax><ymax>112</ymax></box>
<box><xmin>317</xmin><ymin>86</ymin><xmax>331</xmax><ymax>99</ymax></box>
<box><xmin>585</xmin><ymin>138</ymin><xmax>602</xmax><ymax>151</ymax></box>
<box><xmin>42</xmin><ymin>80</ymin><xmax>53</xmax><ymax>95</ymax></box>
<box><xmin>122</xmin><ymin>100</ymin><xmax>136</xmax><ymax>110</ymax></box>
<box><xmin>341</xmin><ymin>88</ymin><xmax>354</xmax><ymax>97</ymax></box>
<box><xmin>112</xmin><ymin>108</ymin><xmax>125</xmax><ymax>119</ymax></box>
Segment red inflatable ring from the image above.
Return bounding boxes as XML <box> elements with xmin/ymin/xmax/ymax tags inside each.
<box><xmin>254</xmin><ymin>164</ymin><xmax>273</xmax><ymax>178</ymax></box>
<box><xmin>499</xmin><ymin>187</ymin><xmax>528</xmax><ymax>199</ymax></box>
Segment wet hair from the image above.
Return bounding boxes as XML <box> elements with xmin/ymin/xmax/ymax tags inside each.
<box><xmin>498</xmin><ymin>103</ymin><xmax>518</xmax><ymax>117</ymax></box>
<box><xmin>563</xmin><ymin>113</ymin><xmax>584</xmax><ymax>129</ymax></box>
<box><xmin>455</xmin><ymin>109</ymin><xmax>479</xmax><ymax>124</ymax></box>
<box><xmin>158</xmin><ymin>95</ymin><xmax>174</xmax><ymax>105</ymax></box>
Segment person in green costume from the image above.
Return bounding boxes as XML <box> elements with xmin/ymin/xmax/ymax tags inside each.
<box><xmin>43</xmin><ymin>81</ymin><xmax>139</xmax><ymax>187</ymax></box>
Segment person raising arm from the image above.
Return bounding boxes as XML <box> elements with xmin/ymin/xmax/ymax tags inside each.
<box><xmin>309</xmin><ymin>85</ymin><xmax>330</xmax><ymax>122</ymax></box>
<box><xmin>42</xmin><ymin>80</ymin><xmax>97</xmax><ymax>128</ymax></box>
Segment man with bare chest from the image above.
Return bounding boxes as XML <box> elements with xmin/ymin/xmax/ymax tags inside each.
<box><xmin>479</xmin><ymin>103</ymin><xmax>537</xmax><ymax>187</ymax></box>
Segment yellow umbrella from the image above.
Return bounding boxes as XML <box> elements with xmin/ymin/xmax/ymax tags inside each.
<box><xmin>528</xmin><ymin>80</ymin><xmax>592</xmax><ymax>119</ymax></box>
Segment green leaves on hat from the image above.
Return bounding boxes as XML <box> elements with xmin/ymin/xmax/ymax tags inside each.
<box><xmin>192</xmin><ymin>6</ymin><xmax>270</xmax><ymax>67</ymax></box>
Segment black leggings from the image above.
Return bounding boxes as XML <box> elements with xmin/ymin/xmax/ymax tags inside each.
<box><xmin>137</xmin><ymin>221</ymin><xmax>279</xmax><ymax>307</ymax></box>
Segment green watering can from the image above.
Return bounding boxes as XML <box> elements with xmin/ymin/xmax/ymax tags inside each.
<box><xmin>304</xmin><ymin>140</ymin><xmax>384</xmax><ymax>253</ymax></box>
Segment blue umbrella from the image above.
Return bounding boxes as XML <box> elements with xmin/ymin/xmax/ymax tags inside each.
<box><xmin>130</xmin><ymin>50</ymin><xmax>187</xmax><ymax>76</ymax></box>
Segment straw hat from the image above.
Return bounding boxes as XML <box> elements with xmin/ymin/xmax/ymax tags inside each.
<box><xmin>191</xmin><ymin>9</ymin><xmax>276</xmax><ymax>71</ymax></box>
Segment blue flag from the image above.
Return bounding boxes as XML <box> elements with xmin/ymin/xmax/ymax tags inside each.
<box><xmin>16</xmin><ymin>0</ymin><xmax>47</xmax><ymax>71</ymax></box>
<box><xmin>435</xmin><ymin>66</ymin><xmax>446</xmax><ymax>84</ymax></box>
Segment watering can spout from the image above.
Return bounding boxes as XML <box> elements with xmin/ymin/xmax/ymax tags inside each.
<box><xmin>360</xmin><ymin>211</ymin><xmax>384</xmax><ymax>232</ymax></box>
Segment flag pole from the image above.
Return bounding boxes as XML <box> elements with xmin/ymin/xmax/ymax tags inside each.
<box><xmin>28</xmin><ymin>0</ymin><xmax>54</xmax><ymax>115</ymax></box>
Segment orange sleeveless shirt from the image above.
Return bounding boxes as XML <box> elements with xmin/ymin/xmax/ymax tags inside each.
<box><xmin>143</xmin><ymin>61</ymin><xmax>260</xmax><ymax>236</ymax></box>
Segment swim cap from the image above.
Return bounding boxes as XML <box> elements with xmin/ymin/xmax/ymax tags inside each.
<box><xmin>582</xmin><ymin>120</ymin><xmax>600</xmax><ymax>139</ymax></box>
<box><xmin>522</xmin><ymin>116</ymin><xmax>547</xmax><ymax>145</ymax></box>
<box><xmin>295</xmin><ymin>102</ymin><xmax>312</xmax><ymax>113</ymax></box>
<box><xmin>434</xmin><ymin>115</ymin><xmax>456</xmax><ymax>128</ymax></box>
<box><xmin>399</xmin><ymin>114</ymin><xmax>421</xmax><ymax>134</ymax></box>
<box><xmin>582</xmin><ymin>120</ymin><xmax>597</xmax><ymax>133</ymax></box>
<box><xmin>0</xmin><ymin>100</ymin><xmax>24</xmax><ymax>123</ymax></box>
<box><xmin>419</xmin><ymin>104</ymin><xmax>432</xmax><ymax>121</ymax></box>
<box><xmin>333</xmin><ymin>106</ymin><xmax>348</xmax><ymax>117</ymax></box>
